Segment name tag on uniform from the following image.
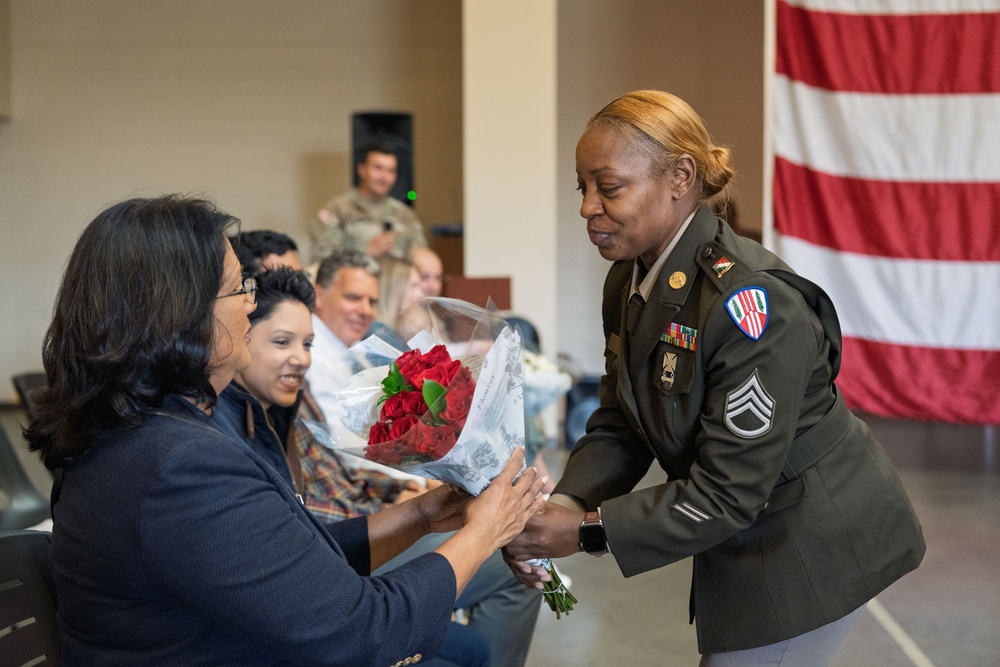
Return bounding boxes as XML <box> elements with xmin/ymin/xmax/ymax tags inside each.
<box><xmin>608</xmin><ymin>333</ymin><xmax>621</xmax><ymax>355</ymax></box>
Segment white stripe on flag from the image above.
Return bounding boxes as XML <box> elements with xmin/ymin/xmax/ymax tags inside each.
<box><xmin>773</xmin><ymin>75</ymin><xmax>1000</xmax><ymax>181</ymax></box>
<box><xmin>783</xmin><ymin>0</ymin><xmax>1000</xmax><ymax>14</ymax></box>
<box><xmin>775</xmin><ymin>234</ymin><xmax>1000</xmax><ymax>350</ymax></box>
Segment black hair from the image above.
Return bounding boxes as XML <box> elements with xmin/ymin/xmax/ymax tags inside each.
<box><xmin>359</xmin><ymin>139</ymin><xmax>398</xmax><ymax>163</ymax></box>
<box><xmin>230</xmin><ymin>230</ymin><xmax>299</xmax><ymax>274</ymax></box>
<box><xmin>315</xmin><ymin>248</ymin><xmax>379</xmax><ymax>289</ymax></box>
<box><xmin>249</xmin><ymin>267</ymin><xmax>316</xmax><ymax>325</ymax></box>
<box><xmin>25</xmin><ymin>195</ymin><xmax>239</xmax><ymax>469</ymax></box>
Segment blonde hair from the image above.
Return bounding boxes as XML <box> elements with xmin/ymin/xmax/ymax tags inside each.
<box><xmin>588</xmin><ymin>90</ymin><xmax>734</xmax><ymax>203</ymax></box>
<box><xmin>375</xmin><ymin>256</ymin><xmax>419</xmax><ymax>325</ymax></box>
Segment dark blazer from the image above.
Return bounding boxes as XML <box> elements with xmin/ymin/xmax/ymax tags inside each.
<box><xmin>50</xmin><ymin>395</ymin><xmax>455</xmax><ymax>666</ymax></box>
<box><xmin>555</xmin><ymin>205</ymin><xmax>925</xmax><ymax>653</ymax></box>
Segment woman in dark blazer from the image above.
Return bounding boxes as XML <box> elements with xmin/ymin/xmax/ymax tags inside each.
<box><xmin>504</xmin><ymin>91</ymin><xmax>925</xmax><ymax>665</ymax></box>
<box><xmin>25</xmin><ymin>195</ymin><xmax>545</xmax><ymax>667</ymax></box>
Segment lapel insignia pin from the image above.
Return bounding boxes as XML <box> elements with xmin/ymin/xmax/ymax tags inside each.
<box><xmin>661</xmin><ymin>322</ymin><xmax>697</xmax><ymax>351</ymax></box>
<box><xmin>712</xmin><ymin>256</ymin><xmax>734</xmax><ymax>277</ymax></box>
<box><xmin>661</xmin><ymin>352</ymin><xmax>677</xmax><ymax>390</ymax></box>
<box><xmin>668</xmin><ymin>271</ymin><xmax>686</xmax><ymax>289</ymax></box>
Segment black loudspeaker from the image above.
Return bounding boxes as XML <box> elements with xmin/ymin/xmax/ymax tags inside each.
<box><xmin>351</xmin><ymin>111</ymin><xmax>414</xmax><ymax>206</ymax></box>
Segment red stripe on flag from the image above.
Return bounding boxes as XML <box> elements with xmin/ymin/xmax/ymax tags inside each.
<box><xmin>773</xmin><ymin>157</ymin><xmax>1000</xmax><ymax>262</ymax></box>
<box><xmin>776</xmin><ymin>0</ymin><xmax>1000</xmax><ymax>94</ymax></box>
<box><xmin>839</xmin><ymin>336</ymin><xmax>1000</xmax><ymax>424</ymax></box>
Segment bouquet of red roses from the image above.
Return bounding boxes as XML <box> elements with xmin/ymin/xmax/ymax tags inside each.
<box><xmin>307</xmin><ymin>297</ymin><xmax>578</xmax><ymax>616</ymax></box>
<box><xmin>305</xmin><ymin>297</ymin><xmax>527</xmax><ymax>496</ymax></box>
<box><xmin>366</xmin><ymin>344</ymin><xmax>476</xmax><ymax>465</ymax></box>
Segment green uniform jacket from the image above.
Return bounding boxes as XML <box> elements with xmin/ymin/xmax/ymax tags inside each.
<box><xmin>554</xmin><ymin>205</ymin><xmax>925</xmax><ymax>653</ymax></box>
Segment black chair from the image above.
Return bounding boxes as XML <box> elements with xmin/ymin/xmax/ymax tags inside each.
<box><xmin>0</xmin><ymin>426</ymin><xmax>50</xmax><ymax>531</ymax></box>
<box><xmin>504</xmin><ymin>315</ymin><xmax>541</xmax><ymax>353</ymax></box>
<box><xmin>0</xmin><ymin>530</ymin><xmax>60</xmax><ymax>666</ymax></box>
<box><xmin>11</xmin><ymin>373</ymin><xmax>47</xmax><ymax>419</ymax></box>
<box><xmin>564</xmin><ymin>376</ymin><xmax>601</xmax><ymax>448</ymax></box>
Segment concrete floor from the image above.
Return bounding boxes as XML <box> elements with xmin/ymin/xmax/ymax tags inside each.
<box><xmin>4</xmin><ymin>406</ymin><xmax>998</xmax><ymax>666</ymax></box>
<box><xmin>524</xmin><ymin>415</ymin><xmax>1000</xmax><ymax>666</ymax></box>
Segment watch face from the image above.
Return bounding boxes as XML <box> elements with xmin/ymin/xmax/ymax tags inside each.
<box><xmin>580</xmin><ymin>523</ymin><xmax>607</xmax><ymax>553</ymax></box>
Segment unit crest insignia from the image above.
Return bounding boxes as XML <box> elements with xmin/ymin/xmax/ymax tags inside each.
<box><xmin>725</xmin><ymin>287</ymin><xmax>769</xmax><ymax>340</ymax></box>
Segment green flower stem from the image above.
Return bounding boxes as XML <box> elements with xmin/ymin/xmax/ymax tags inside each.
<box><xmin>540</xmin><ymin>563</ymin><xmax>577</xmax><ymax>619</ymax></box>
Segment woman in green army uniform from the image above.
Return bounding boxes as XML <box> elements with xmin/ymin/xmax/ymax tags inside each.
<box><xmin>504</xmin><ymin>90</ymin><xmax>925</xmax><ymax>666</ymax></box>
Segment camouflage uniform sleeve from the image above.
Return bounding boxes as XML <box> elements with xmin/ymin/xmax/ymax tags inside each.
<box><xmin>310</xmin><ymin>195</ymin><xmax>349</xmax><ymax>261</ymax></box>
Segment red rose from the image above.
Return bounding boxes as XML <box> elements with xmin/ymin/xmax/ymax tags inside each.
<box><xmin>403</xmin><ymin>420</ymin><xmax>432</xmax><ymax>455</ymax></box>
<box><xmin>380</xmin><ymin>393</ymin><xmax>407</xmax><ymax>420</ymax></box>
<box><xmin>396</xmin><ymin>349</ymin><xmax>431</xmax><ymax>381</ymax></box>
<box><xmin>389</xmin><ymin>414</ymin><xmax>420</xmax><ymax>440</ymax></box>
<box><xmin>421</xmin><ymin>345</ymin><xmax>452</xmax><ymax>368</ymax></box>
<box><xmin>426</xmin><ymin>425</ymin><xmax>458</xmax><ymax>459</ymax></box>
<box><xmin>399</xmin><ymin>390</ymin><xmax>426</xmax><ymax>417</ymax></box>
<box><xmin>441</xmin><ymin>370</ymin><xmax>475</xmax><ymax>420</ymax></box>
<box><xmin>367</xmin><ymin>440</ymin><xmax>403</xmax><ymax>464</ymax></box>
<box><xmin>369</xmin><ymin>421</ymin><xmax>392</xmax><ymax>444</ymax></box>
<box><xmin>413</xmin><ymin>359</ymin><xmax>461</xmax><ymax>390</ymax></box>
<box><xmin>441</xmin><ymin>382</ymin><xmax>474</xmax><ymax>425</ymax></box>
<box><xmin>450</xmin><ymin>364</ymin><xmax>473</xmax><ymax>389</ymax></box>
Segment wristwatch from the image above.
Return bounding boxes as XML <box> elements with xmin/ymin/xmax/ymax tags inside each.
<box><xmin>578</xmin><ymin>511</ymin><xmax>607</xmax><ymax>556</ymax></box>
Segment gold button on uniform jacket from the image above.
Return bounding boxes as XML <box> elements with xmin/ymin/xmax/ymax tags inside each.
<box><xmin>555</xmin><ymin>205</ymin><xmax>925</xmax><ymax>653</ymax></box>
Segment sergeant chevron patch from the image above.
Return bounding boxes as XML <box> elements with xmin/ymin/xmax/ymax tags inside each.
<box><xmin>724</xmin><ymin>369</ymin><xmax>774</xmax><ymax>438</ymax></box>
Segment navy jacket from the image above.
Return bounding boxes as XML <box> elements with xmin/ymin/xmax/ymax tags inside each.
<box><xmin>50</xmin><ymin>396</ymin><xmax>455</xmax><ymax>666</ymax></box>
<box><xmin>214</xmin><ymin>382</ymin><xmax>299</xmax><ymax>490</ymax></box>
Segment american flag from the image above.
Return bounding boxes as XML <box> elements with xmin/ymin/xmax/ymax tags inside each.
<box><xmin>767</xmin><ymin>0</ymin><xmax>1000</xmax><ymax>424</ymax></box>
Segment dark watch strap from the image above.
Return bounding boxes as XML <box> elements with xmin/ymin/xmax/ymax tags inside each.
<box><xmin>579</xmin><ymin>511</ymin><xmax>607</xmax><ymax>556</ymax></box>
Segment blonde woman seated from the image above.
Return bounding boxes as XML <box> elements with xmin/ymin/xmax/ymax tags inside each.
<box><xmin>368</xmin><ymin>254</ymin><xmax>436</xmax><ymax>346</ymax></box>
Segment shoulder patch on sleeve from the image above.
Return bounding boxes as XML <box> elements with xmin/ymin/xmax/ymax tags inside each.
<box><xmin>725</xmin><ymin>287</ymin><xmax>769</xmax><ymax>340</ymax></box>
<box><xmin>724</xmin><ymin>369</ymin><xmax>774</xmax><ymax>438</ymax></box>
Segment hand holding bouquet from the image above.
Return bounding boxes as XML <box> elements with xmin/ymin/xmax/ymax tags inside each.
<box><xmin>306</xmin><ymin>297</ymin><xmax>526</xmax><ymax>495</ymax></box>
<box><xmin>306</xmin><ymin>297</ymin><xmax>578</xmax><ymax>617</ymax></box>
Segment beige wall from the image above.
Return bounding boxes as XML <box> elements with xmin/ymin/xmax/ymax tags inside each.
<box><xmin>464</xmin><ymin>0</ymin><xmax>558</xmax><ymax>355</ymax></box>
<box><xmin>0</xmin><ymin>0</ymin><xmax>9</xmax><ymax>118</ymax></box>
<box><xmin>556</xmin><ymin>1</ymin><xmax>765</xmax><ymax>374</ymax></box>
<box><xmin>0</xmin><ymin>0</ymin><xmax>463</xmax><ymax>395</ymax></box>
<box><xmin>0</xmin><ymin>0</ymin><xmax>765</xmax><ymax>396</ymax></box>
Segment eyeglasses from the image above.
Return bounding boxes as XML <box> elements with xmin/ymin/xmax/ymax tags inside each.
<box><xmin>216</xmin><ymin>277</ymin><xmax>257</xmax><ymax>305</ymax></box>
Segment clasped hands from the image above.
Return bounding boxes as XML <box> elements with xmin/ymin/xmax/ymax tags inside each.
<box><xmin>403</xmin><ymin>451</ymin><xmax>587</xmax><ymax>587</ymax></box>
<box><xmin>503</xmin><ymin>501</ymin><xmax>586</xmax><ymax>590</ymax></box>
<box><xmin>410</xmin><ymin>449</ymin><xmax>552</xmax><ymax>552</ymax></box>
